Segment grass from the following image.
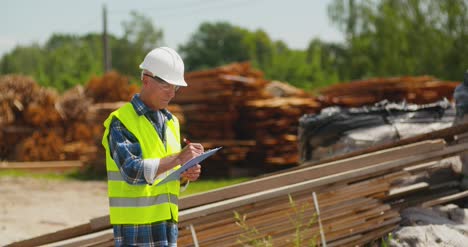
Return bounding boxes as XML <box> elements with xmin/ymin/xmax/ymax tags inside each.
<box><xmin>234</xmin><ymin>194</ymin><xmax>319</xmax><ymax>247</ymax></box>
<box><xmin>0</xmin><ymin>170</ymin><xmax>77</xmax><ymax>180</ymax></box>
<box><xmin>180</xmin><ymin>177</ymin><xmax>251</xmax><ymax>196</ymax></box>
<box><xmin>0</xmin><ymin>170</ymin><xmax>251</xmax><ymax>196</ymax></box>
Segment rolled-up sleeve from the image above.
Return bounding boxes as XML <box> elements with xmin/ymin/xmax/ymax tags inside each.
<box><xmin>108</xmin><ymin>118</ymin><xmax>160</xmax><ymax>185</ymax></box>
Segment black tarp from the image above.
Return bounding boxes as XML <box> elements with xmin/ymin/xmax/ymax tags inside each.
<box><xmin>298</xmin><ymin>100</ymin><xmax>455</xmax><ymax>163</ymax></box>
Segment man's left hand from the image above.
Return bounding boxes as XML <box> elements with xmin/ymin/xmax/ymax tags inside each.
<box><xmin>181</xmin><ymin>164</ymin><xmax>201</xmax><ymax>182</ymax></box>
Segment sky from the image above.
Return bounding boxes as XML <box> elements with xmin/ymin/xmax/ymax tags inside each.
<box><xmin>1</xmin><ymin>0</ymin><xmax>344</xmax><ymax>57</ymax></box>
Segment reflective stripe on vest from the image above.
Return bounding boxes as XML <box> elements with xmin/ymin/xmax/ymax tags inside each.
<box><xmin>109</xmin><ymin>194</ymin><xmax>178</xmax><ymax>207</ymax></box>
<box><xmin>102</xmin><ymin>102</ymin><xmax>181</xmax><ymax>225</ymax></box>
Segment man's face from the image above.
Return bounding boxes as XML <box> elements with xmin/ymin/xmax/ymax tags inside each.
<box><xmin>143</xmin><ymin>74</ymin><xmax>178</xmax><ymax>110</ymax></box>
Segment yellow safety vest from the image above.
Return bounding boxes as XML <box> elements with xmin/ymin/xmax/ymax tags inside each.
<box><xmin>102</xmin><ymin>103</ymin><xmax>181</xmax><ymax>224</ymax></box>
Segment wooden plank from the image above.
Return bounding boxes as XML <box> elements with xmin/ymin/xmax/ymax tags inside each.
<box><xmin>302</xmin><ymin>122</ymin><xmax>468</xmax><ymax>167</ymax></box>
<box><xmin>5</xmin><ymin>213</ymin><xmax>109</xmax><ymax>247</ymax></box>
<box><xmin>13</xmin><ymin>141</ymin><xmax>467</xmax><ymax>247</ymax></box>
<box><xmin>390</xmin><ymin>188</ymin><xmax>460</xmax><ymax>211</ymax></box>
<box><xmin>403</xmin><ymin>161</ymin><xmax>439</xmax><ymax>172</ymax></box>
<box><xmin>421</xmin><ymin>190</ymin><xmax>468</xmax><ymax>208</ymax></box>
<box><xmin>181</xmin><ymin>140</ymin><xmax>445</xmax><ymax>209</ymax></box>
<box><xmin>56</xmin><ymin>231</ymin><xmax>113</xmax><ymax>247</ymax></box>
<box><xmin>180</xmin><ymin>142</ymin><xmax>468</xmax><ymax>222</ymax></box>
<box><xmin>179</xmin><ymin>187</ymin><xmax>388</xmax><ymax>246</ymax></box>
<box><xmin>328</xmin><ymin>234</ymin><xmax>362</xmax><ymax>247</ymax></box>
<box><xmin>345</xmin><ymin>223</ymin><xmax>398</xmax><ymax>246</ymax></box>
<box><xmin>387</xmin><ymin>182</ymin><xmax>429</xmax><ymax>199</ymax></box>
<box><xmin>6</xmin><ymin>224</ymin><xmax>96</xmax><ymax>247</ymax></box>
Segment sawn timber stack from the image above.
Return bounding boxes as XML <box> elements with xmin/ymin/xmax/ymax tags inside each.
<box><xmin>9</xmin><ymin>122</ymin><xmax>468</xmax><ymax>247</ymax></box>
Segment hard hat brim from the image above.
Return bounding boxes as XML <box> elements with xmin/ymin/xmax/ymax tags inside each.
<box><xmin>139</xmin><ymin>64</ymin><xmax>188</xmax><ymax>87</ymax></box>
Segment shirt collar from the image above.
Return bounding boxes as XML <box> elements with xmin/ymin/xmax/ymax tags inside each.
<box><xmin>130</xmin><ymin>94</ymin><xmax>173</xmax><ymax>120</ymax></box>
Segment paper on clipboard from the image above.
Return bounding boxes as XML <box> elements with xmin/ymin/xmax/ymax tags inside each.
<box><xmin>157</xmin><ymin>147</ymin><xmax>222</xmax><ymax>185</ymax></box>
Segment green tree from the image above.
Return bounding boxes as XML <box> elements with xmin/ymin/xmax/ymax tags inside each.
<box><xmin>42</xmin><ymin>34</ymin><xmax>103</xmax><ymax>91</ymax></box>
<box><xmin>0</xmin><ymin>44</ymin><xmax>46</xmax><ymax>81</ymax></box>
<box><xmin>328</xmin><ymin>0</ymin><xmax>468</xmax><ymax>81</ymax></box>
<box><xmin>112</xmin><ymin>11</ymin><xmax>164</xmax><ymax>78</ymax></box>
<box><xmin>0</xmin><ymin>34</ymin><xmax>103</xmax><ymax>91</ymax></box>
<box><xmin>243</xmin><ymin>30</ymin><xmax>274</xmax><ymax>70</ymax></box>
<box><xmin>179</xmin><ymin>21</ymin><xmax>346</xmax><ymax>91</ymax></box>
<box><xmin>0</xmin><ymin>11</ymin><xmax>164</xmax><ymax>91</ymax></box>
<box><xmin>179</xmin><ymin>22</ymin><xmax>250</xmax><ymax>71</ymax></box>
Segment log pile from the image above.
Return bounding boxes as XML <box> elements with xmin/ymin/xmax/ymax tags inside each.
<box><xmin>318</xmin><ymin>76</ymin><xmax>459</xmax><ymax>107</ymax></box>
<box><xmin>1</xmin><ymin>66</ymin><xmax>461</xmax><ymax>177</ymax></box>
<box><xmin>0</xmin><ymin>75</ymin><xmax>39</xmax><ymax>126</ymax></box>
<box><xmin>239</xmin><ymin>98</ymin><xmax>320</xmax><ymax>165</ymax></box>
<box><xmin>69</xmin><ymin>73</ymin><xmax>140</xmax><ymax>172</ymax></box>
<box><xmin>0</xmin><ymin>75</ymin><xmax>63</xmax><ymax>160</ymax></box>
<box><xmin>85</xmin><ymin>71</ymin><xmax>139</xmax><ymax>103</ymax></box>
<box><xmin>10</xmin><ymin>123</ymin><xmax>468</xmax><ymax>247</ymax></box>
<box><xmin>174</xmin><ymin>62</ymin><xmax>270</xmax><ymax>139</ymax></box>
<box><xmin>0</xmin><ymin>72</ymin><xmax>138</xmax><ymax>167</ymax></box>
<box><xmin>174</xmin><ymin>62</ymin><xmax>320</xmax><ymax>173</ymax></box>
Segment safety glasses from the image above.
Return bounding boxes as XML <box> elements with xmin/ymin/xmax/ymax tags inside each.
<box><xmin>144</xmin><ymin>74</ymin><xmax>180</xmax><ymax>92</ymax></box>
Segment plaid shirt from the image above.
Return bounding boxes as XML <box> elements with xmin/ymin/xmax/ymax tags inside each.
<box><xmin>113</xmin><ymin>222</ymin><xmax>178</xmax><ymax>247</ymax></box>
<box><xmin>108</xmin><ymin>94</ymin><xmax>178</xmax><ymax>246</ymax></box>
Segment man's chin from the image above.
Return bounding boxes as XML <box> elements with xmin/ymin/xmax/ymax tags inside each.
<box><xmin>160</xmin><ymin>101</ymin><xmax>170</xmax><ymax>109</ymax></box>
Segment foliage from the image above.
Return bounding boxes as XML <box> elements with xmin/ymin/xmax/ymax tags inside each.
<box><xmin>2</xmin><ymin>1</ymin><xmax>467</xmax><ymax>92</ymax></box>
<box><xmin>179</xmin><ymin>22</ymin><xmax>250</xmax><ymax>71</ymax></box>
<box><xmin>179</xmin><ymin>22</ymin><xmax>340</xmax><ymax>90</ymax></box>
<box><xmin>234</xmin><ymin>194</ymin><xmax>318</xmax><ymax>247</ymax></box>
<box><xmin>0</xmin><ymin>11</ymin><xmax>162</xmax><ymax>92</ymax></box>
<box><xmin>0</xmin><ymin>169</ymin><xmax>83</xmax><ymax>181</ymax></box>
<box><xmin>113</xmin><ymin>11</ymin><xmax>164</xmax><ymax>77</ymax></box>
<box><xmin>328</xmin><ymin>0</ymin><xmax>468</xmax><ymax>81</ymax></box>
<box><xmin>234</xmin><ymin>211</ymin><xmax>273</xmax><ymax>247</ymax></box>
<box><xmin>287</xmin><ymin>194</ymin><xmax>318</xmax><ymax>247</ymax></box>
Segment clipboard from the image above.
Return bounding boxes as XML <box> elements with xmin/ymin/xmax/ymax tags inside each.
<box><xmin>157</xmin><ymin>147</ymin><xmax>222</xmax><ymax>185</ymax></box>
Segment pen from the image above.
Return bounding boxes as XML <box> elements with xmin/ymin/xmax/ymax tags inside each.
<box><xmin>183</xmin><ymin>137</ymin><xmax>191</xmax><ymax>145</ymax></box>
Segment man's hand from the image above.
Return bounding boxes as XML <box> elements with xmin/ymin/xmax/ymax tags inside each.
<box><xmin>181</xmin><ymin>164</ymin><xmax>201</xmax><ymax>182</ymax></box>
<box><xmin>176</xmin><ymin>143</ymin><xmax>204</xmax><ymax>165</ymax></box>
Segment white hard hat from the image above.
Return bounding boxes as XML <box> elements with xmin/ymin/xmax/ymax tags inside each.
<box><xmin>139</xmin><ymin>47</ymin><xmax>187</xmax><ymax>87</ymax></box>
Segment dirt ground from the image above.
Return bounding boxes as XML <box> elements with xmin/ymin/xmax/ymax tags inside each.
<box><xmin>0</xmin><ymin>176</ymin><xmax>109</xmax><ymax>246</ymax></box>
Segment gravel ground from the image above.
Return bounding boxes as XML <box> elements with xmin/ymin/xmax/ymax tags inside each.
<box><xmin>0</xmin><ymin>176</ymin><xmax>108</xmax><ymax>246</ymax></box>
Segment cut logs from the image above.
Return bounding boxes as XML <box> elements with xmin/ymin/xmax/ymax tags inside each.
<box><xmin>318</xmin><ymin>76</ymin><xmax>459</xmax><ymax>107</ymax></box>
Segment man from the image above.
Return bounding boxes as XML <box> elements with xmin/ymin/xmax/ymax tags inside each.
<box><xmin>102</xmin><ymin>47</ymin><xmax>204</xmax><ymax>246</ymax></box>
<box><xmin>454</xmin><ymin>70</ymin><xmax>468</xmax><ymax>190</ymax></box>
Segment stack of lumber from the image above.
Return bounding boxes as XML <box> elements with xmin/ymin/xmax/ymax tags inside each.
<box><xmin>173</xmin><ymin>62</ymin><xmax>270</xmax><ymax>139</ymax></box>
<box><xmin>239</xmin><ymin>98</ymin><xmax>320</xmax><ymax>165</ymax></box>
<box><xmin>0</xmin><ymin>75</ymin><xmax>64</xmax><ymax>161</ymax></box>
<box><xmin>0</xmin><ymin>75</ymin><xmax>40</xmax><ymax>126</ymax></box>
<box><xmin>0</xmin><ymin>72</ymin><xmax>139</xmax><ymax>169</ymax></box>
<box><xmin>173</xmin><ymin>62</ymin><xmax>320</xmax><ymax>172</ymax></box>
<box><xmin>2</xmin><ymin>68</ymin><xmax>460</xmax><ymax>176</ymax></box>
<box><xmin>199</xmin><ymin>140</ymin><xmax>257</xmax><ymax>177</ymax></box>
<box><xmin>318</xmin><ymin>76</ymin><xmax>459</xmax><ymax>107</ymax></box>
<box><xmin>10</xmin><ymin>123</ymin><xmax>468</xmax><ymax>247</ymax></box>
<box><xmin>85</xmin><ymin>71</ymin><xmax>139</xmax><ymax>103</ymax></box>
<box><xmin>174</xmin><ymin>62</ymin><xmax>268</xmax><ymax>104</ymax></box>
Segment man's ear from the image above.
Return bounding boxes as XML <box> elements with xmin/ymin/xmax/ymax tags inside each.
<box><xmin>141</xmin><ymin>77</ymin><xmax>150</xmax><ymax>88</ymax></box>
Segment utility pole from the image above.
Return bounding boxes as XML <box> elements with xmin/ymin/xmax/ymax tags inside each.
<box><xmin>102</xmin><ymin>4</ymin><xmax>112</xmax><ymax>72</ymax></box>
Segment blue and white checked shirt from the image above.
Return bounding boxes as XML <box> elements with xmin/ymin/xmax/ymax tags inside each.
<box><xmin>108</xmin><ymin>94</ymin><xmax>179</xmax><ymax>246</ymax></box>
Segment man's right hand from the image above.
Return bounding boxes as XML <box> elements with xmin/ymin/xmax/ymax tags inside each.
<box><xmin>177</xmin><ymin>143</ymin><xmax>204</xmax><ymax>164</ymax></box>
